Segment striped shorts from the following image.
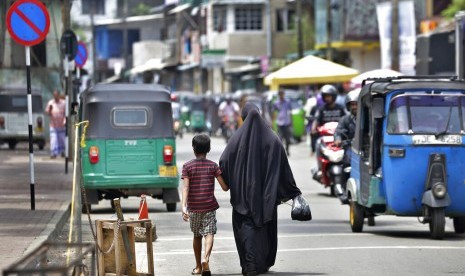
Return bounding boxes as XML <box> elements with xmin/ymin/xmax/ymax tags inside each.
<box><xmin>189</xmin><ymin>210</ymin><xmax>217</xmax><ymax>237</ymax></box>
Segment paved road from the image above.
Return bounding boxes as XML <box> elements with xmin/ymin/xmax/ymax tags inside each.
<box><xmin>70</xmin><ymin>133</ymin><xmax>465</xmax><ymax>276</ymax></box>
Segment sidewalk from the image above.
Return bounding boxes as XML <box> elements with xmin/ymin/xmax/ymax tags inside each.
<box><xmin>0</xmin><ymin>145</ymin><xmax>72</xmax><ymax>272</ymax></box>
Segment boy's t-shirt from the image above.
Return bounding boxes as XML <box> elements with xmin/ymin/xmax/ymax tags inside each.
<box><xmin>181</xmin><ymin>158</ymin><xmax>222</xmax><ymax>212</ymax></box>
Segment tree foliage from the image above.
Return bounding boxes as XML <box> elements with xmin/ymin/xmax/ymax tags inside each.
<box><xmin>441</xmin><ymin>0</ymin><xmax>465</xmax><ymax>19</ymax></box>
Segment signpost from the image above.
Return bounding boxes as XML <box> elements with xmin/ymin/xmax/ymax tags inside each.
<box><xmin>6</xmin><ymin>0</ymin><xmax>50</xmax><ymax>211</ymax></box>
<box><xmin>60</xmin><ymin>29</ymin><xmax>78</xmax><ymax>174</ymax></box>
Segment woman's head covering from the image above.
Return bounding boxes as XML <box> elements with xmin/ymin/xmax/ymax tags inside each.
<box><xmin>219</xmin><ymin>103</ymin><xmax>301</xmax><ymax>227</ymax></box>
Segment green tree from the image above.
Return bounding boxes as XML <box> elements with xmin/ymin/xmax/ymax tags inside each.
<box><xmin>132</xmin><ymin>3</ymin><xmax>151</xmax><ymax>16</ymax></box>
<box><xmin>442</xmin><ymin>0</ymin><xmax>465</xmax><ymax>19</ymax></box>
<box><xmin>290</xmin><ymin>13</ymin><xmax>315</xmax><ymax>57</ymax></box>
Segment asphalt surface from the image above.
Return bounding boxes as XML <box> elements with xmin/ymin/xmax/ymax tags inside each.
<box><xmin>3</xmin><ymin>132</ymin><xmax>464</xmax><ymax>275</ymax></box>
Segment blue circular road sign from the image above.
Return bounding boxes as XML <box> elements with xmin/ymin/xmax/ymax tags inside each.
<box><xmin>6</xmin><ymin>0</ymin><xmax>50</xmax><ymax>46</ymax></box>
<box><xmin>75</xmin><ymin>42</ymin><xmax>88</xmax><ymax>68</ymax></box>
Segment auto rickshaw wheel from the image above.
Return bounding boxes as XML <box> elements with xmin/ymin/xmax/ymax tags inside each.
<box><xmin>349</xmin><ymin>200</ymin><xmax>364</xmax><ymax>232</ymax></box>
<box><xmin>166</xmin><ymin>203</ymin><xmax>177</xmax><ymax>212</ymax></box>
<box><xmin>453</xmin><ymin>217</ymin><xmax>465</xmax><ymax>234</ymax></box>
<box><xmin>429</xmin><ymin>208</ymin><xmax>445</xmax><ymax>240</ymax></box>
<box><xmin>367</xmin><ymin>216</ymin><xmax>375</xmax><ymax>226</ymax></box>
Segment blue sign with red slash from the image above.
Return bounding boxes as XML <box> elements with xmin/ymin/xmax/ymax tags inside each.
<box><xmin>75</xmin><ymin>42</ymin><xmax>88</xmax><ymax>68</ymax></box>
<box><xmin>6</xmin><ymin>0</ymin><xmax>50</xmax><ymax>46</ymax></box>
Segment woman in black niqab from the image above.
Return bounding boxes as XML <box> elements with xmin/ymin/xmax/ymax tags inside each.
<box><xmin>219</xmin><ymin>103</ymin><xmax>301</xmax><ymax>275</ymax></box>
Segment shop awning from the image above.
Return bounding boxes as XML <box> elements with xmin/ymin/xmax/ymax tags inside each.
<box><xmin>224</xmin><ymin>64</ymin><xmax>260</xmax><ymax>74</ymax></box>
<box><xmin>130</xmin><ymin>59</ymin><xmax>168</xmax><ymax>74</ymax></box>
<box><xmin>264</xmin><ymin>55</ymin><xmax>359</xmax><ymax>90</ymax></box>
<box><xmin>168</xmin><ymin>3</ymin><xmax>191</xmax><ymax>14</ymax></box>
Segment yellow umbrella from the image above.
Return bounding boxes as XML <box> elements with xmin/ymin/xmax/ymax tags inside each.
<box><xmin>264</xmin><ymin>55</ymin><xmax>359</xmax><ymax>90</ymax></box>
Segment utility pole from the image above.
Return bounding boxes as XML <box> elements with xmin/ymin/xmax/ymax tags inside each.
<box><xmin>296</xmin><ymin>0</ymin><xmax>303</xmax><ymax>59</ymax></box>
<box><xmin>91</xmin><ymin>1</ymin><xmax>97</xmax><ymax>83</ymax></box>
<box><xmin>325</xmin><ymin>0</ymin><xmax>332</xmax><ymax>61</ymax></box>
<box><xmin>391</xmin><ymin>0</ymin><xmax>400</xmax><ymax>71</ymax></box>
<box><xmin>122</xmin><ymin>0</ymin><xmax>129</xmax><ymax>73</ymax></box>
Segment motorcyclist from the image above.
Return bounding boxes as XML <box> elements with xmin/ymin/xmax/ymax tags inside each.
<box><xmin>311</xmin><ymin>84</ymin><xmax>346</xmax><ymax>134</ymax></box>
<box><xmin>334</xmin><ymin>88</ymin><xmax>359</xmax><ymax>148</ymax></box>
<box><xmin>334</xmin><ymin>88</ymin><xmax>360</xmax><ymax>204</ymax></box>
<box><xmin>218</xmin><ymin>95</ymin><xmax>240</xmax><ymax>139</ymax></box>
<box><xmin>311</xmin><ymin>84</ymin><xmax>347</xmax><ymax>191</ymax></box>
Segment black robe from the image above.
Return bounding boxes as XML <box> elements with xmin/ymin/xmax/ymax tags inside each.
<box><xmin>219</xmin><ymin>103</ymin><xmax>301</xmax><ymax>274</ymax></box>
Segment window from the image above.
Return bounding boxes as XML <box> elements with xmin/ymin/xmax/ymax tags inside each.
<box><xmin>213</xmin><ymin>7</ymin><xmax>227</xmax><ymax>32</ymax></box>
<box><xmin>82</xmin><ymin>0</ymin><xmax>105</xmax><ymax>15</ymax></box>
<box><xmin>387</xmin><ymin>94</ymin><xmax>465</xmax><ymax>134</ymax></box>
<box><xmin>235</xmin><ymin>6</ymin><xmax>262</xmax><ymax>31</ymax></box>
<box><xmin>276</xmin><ymin>9</ymin><xmax>295</xmax><ymax>32</ymax></box>
<box><xmin>113</xmin><ymin>108</ymin><xmax>148</xmax><ymax>127</ymax></box>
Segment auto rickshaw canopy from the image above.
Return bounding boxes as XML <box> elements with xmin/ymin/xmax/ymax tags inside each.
<box><xmin>264</xmin><ymin>55</ymin><xmax>359</xmax><ymax>90</ymax></box>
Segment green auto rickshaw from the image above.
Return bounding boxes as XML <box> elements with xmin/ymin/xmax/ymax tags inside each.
<box><xmin>78</xmin><ymin>83</ymin><xmax>180</xmax><ymax>212</ymax></box>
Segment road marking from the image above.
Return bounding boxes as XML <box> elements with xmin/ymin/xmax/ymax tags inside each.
<box><xmin>156</xmin><ymin>233</ymin><xmax>372</xmax><ymax>242</ymax></box>
<box><xmin>153</xmin><ymin>245</ymin><xmax>465</xmax><ymax>256</ymax></box>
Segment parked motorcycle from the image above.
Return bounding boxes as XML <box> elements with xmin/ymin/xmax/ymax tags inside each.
<box><xmin>311</xmin><ymin>122</ymin><xmax>347</xmax><ymax>203</ymax></box>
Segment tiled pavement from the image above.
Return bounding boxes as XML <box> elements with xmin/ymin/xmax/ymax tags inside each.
<box><xmin>0</xmin><ymin>146</ymin><xmax>71</xmax><ymax>272</ymax></box>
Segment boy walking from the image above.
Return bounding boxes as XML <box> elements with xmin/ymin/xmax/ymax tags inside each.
<box><xmin>182</xmin><ymin>134</ymin><xmax>229</xmax><ymax>276</ymax></box>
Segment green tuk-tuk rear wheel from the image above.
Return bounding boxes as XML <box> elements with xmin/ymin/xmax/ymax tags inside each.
<box><xmin>166</xmin><ymin>203</ymin><xmax>177</xmax><ymax>212</ymax></box>
<box><xmin>453</xmin><ymin>217</ymin><xmax>465</xmax><ymax>234</ymax></box>
<box><xmin>429</xmin><ymin>208</ymin><xmax>445</xmax><ymax>240</ymax></box>
<box><xmin>350</xmin><ymin>200</ymin><xmax>364</xmax><ymax>232</ymax></box>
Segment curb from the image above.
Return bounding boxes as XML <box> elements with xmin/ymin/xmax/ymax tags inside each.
<box><xmin>24</xmin><ymin>201</ymin><xmax>71</xmax><ymax>256</ymax></box>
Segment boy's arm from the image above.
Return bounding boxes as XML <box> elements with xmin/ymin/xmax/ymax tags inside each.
<box><xmin>216</xmin><ymin>175</ymin><xmax>229</xmax><ymax>191</ymax></box>
<box><xmin>181</xmin><ymin>177</ymin><xmax>190</xmax><ymax>221</ymax></box>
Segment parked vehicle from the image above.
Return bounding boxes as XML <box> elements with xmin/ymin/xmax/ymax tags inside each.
<box><xmin>312</xmin><ymin>122</ymin><xmax>345</xmax><ymax>199</ymax></box>
<box><xmin>347</xmin><ymin>76</ymin><xmax>465</xmax><ymax>239</ymax></box>
<box><xmin>78</xmin><ymin>83</ymin><xmax>180</xmax><ymax>212</ymax></box>
<box><xmin>0</xmin><ymin>85</ymin><xmax>45</xmax><ymax>150</ymax></box>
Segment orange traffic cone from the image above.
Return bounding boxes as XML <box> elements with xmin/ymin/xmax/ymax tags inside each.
<box><xmin>138</xmin><ymin>194</ymin><xmax>149</xmax><ymax>220</ymax></box>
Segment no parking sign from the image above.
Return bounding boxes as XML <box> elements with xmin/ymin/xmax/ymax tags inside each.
<box><xmin>6</xmin><ymin>0</ymin><xmax>50</xmax><ymax>46</ymax></box>
<box><xmin>75</xmin><ymin>42</ymin><xmax>88</xmax><ymax>68</ymax></box>
<box><xmin>6</xmin><ymin>0</ymin><xmax>51</xmax><ymax>210</ymax></box>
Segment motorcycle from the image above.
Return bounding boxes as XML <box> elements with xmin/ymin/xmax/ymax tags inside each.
<box><xmin>222</xmin><ymin>115</ymin><xmax>237</xmax><ymax>143</ymax></box>
<box><xmin>311</xmin><ymin>121</ymin><xmax>347</xmax><ymax>203</ymax></box>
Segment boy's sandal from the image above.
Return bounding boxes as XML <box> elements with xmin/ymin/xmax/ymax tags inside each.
<box><xmin>201</xmin><ymin>262</ymin><xmax>211</xmax><ymax>276</ymax></box>
<box><xmin>192</xmin><ymin>268</ymin><xmax>202</xmax><ymax>275</ymax></box>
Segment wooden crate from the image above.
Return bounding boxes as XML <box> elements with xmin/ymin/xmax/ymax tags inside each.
<box><xmin>96</xmin><ymin>219</ymin><xmax>154</xmax><ymax>276</ymax></box>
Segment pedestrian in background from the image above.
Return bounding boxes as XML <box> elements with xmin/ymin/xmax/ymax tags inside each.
<box><xmin>219</xmin><ymin>103</ymin><xmax>302</xmax><ymax>276</ymax></box>
<box><xmin>181</xmin><ymin>134</ymin><xmax>229</xmax><ymax>276</ymax></box>
<box><xmin>273</xmin><ymin>89</ymin><xmax>292</xmax><ymax>156</ymax></box>
<box><xmin>45</xmin><ymin>90</ymin><xmax>66</xmax><ymax>158</ymax></box>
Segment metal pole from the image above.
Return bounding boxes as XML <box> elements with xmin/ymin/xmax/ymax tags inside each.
<box><xmin>296</xmin><ymin>0</ymin><xmax>303</xmax><ymax>59</ymax></box>
<box><xmin>325</xmin><ymin>0</ymin><xmax>332</xmax><ymax>61</ymax></box>
<box><xmin>65</xmin><ymin>57</ymin><xmax>69</xmax><ymax>174</ymax></box>
<box><xmin>26</xmin><ymin>46</ymin><xmax>35</xmax><ymax>211</ymax></box>
<box><xmin>266</xmin><ymin>0</ymin><xmax>272</xmax><ymax>58</ymax></box>
<box><xmin>455</xmin><ymin>11</ymin><xmax>465</xmax><ymax>79</ymax></box>
<box><xmin>391</xmin><ymin>0</ymin><xmax>400</xmax><ymax>71</ymax></box>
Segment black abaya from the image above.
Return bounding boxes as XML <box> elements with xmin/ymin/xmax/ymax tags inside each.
<box><xmin>219</xmin><ymin>103</ymin><xmax>301</xmax><ymax>275</ymax></box>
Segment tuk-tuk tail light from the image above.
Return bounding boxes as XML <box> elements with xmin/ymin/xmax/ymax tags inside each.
<box><xmin>432</xmin><ymin>182</ymin><xmax>447</xmax><ymax>199</ymax></box>
<box><xmin>0</xmin><ymin>116</ymin><xmax>4</xmax><ymax>130</ymax></box>
<box><xmin>163</xmin><ymin>145</ymin><xmax>174</xmax><ymax>164</ymax></box>
<box><xmin>89</xmin><ymin>146</ymin><xmax>99</xmax><ymax>164</ymax></box>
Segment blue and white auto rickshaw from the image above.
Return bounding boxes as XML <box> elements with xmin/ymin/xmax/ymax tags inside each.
<box><xmin>347</xmin><ymin>76</ymin><xmax>465</xmax><ymax>239</ymax></box>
